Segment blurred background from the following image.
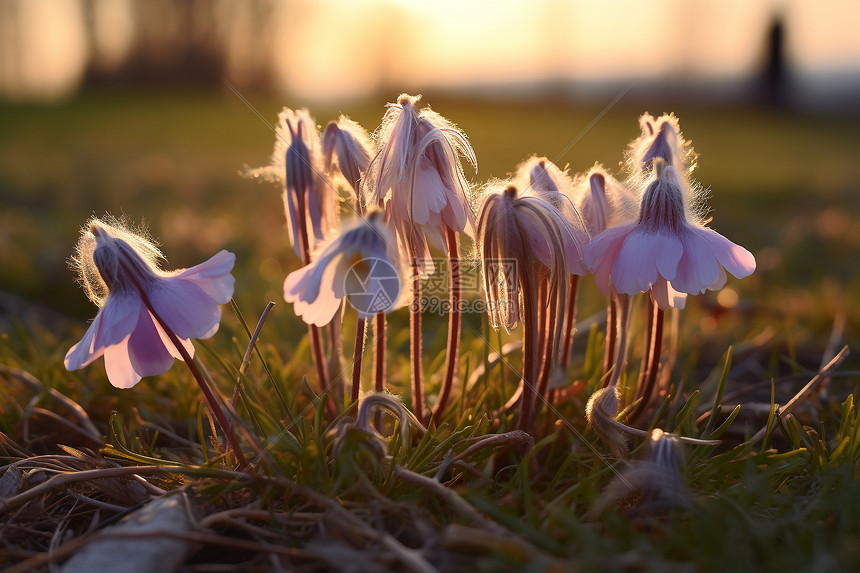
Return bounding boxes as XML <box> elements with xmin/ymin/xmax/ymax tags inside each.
<box><xmin>1</xmin><ymin>0</ymin><xmax>859</xmax><ymax>372</ymax></box>
<box><xmin>2</xmin><ymin>0</ymin><xmax>860</xmax><ymax>107</ymax></box>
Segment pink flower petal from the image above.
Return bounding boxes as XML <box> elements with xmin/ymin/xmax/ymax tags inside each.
<box><xmin>92</xmin><ymin>293</ymin><xmax>142</xmax><ymax>352</ymax></box>
<box><xmin>410</xmin><ymin>159</ymin><xmax>448</xmax><ymax>225</ymax></box>
<box><xmin>65</xmin><ymin>293</ymin><xmax>141</xmax><ymax>371</ymax></box>
<box><xmin>127</xmin><ymin>306</ymin><xmax>177</xmax><ymax>379</ymax></box>
<box><xmin>672</xmin><ymin>229</ymin><xmax>721</xmax><ymax>294</ymax></box>
<box><xmin>175</xmin><ymin>250</ymin><xmax>236</xmax><ymax>304</ymax></box>
<box><xmin>103</xmin><ymin>335</ymin><xmax>140</xmax><ymax>389</ymax></box>
<box><xmin>651</xmin><ymin>278</ymin><xmax>669</xmax><ymax>309</ymax></box>
<box><xmin>64</xmin><ymin>313</ymin><xmax>106</xmax><ymax>371</ymax></box>
<box><xmin>698</xmin><ymin>227</ymin><xmax>756</xmax><ymax>279</ymax></box>
<box><xmin>521</xmin><ymin>222</ymin><xmax>553</xmax><ymax>271</ymax></box>
<box><xmin>652</xmin><ymin>277</ymin><xmax>687</xmax><ymax>310</ymax></box>
<box><xmin>611</xmin><ymin>229</ymin><xmax>682</xmax><ymax>295</ymax></box>
<box><xmin>559</xmin><ymin>220</ymin><xmax>589</xmax><ymax>276</ymax></box>
<box><xmin>288</xmin><ymin>256</ymin><xmax>344</xmax><ymax>326</ymax></box>
<box><xmin>148</xmin><ymin>279</ymin><xmax>221</xmax><ymax>340</ymax></box>
<box><xmin>284</xmin><ymin>263</ymin><xmax>320</xmax><ymax>303</ymax></box>
<box><xmin>708</xmin><ymin>266</ymin><xmax>728</xmax><ymax>291</ymax></box>
<box><xmin>584</xmin><ymin>222</ymin><xmax>636</xmax><ymax>294</ymax></box>
<box><xmin>441</xmin><ymin>194</ymin><xmax>469</xmax><ymax>236</ymax></box>
<box><xmin>152</xmin><ymin>310</ymin><xmax>196</xmax><ymax>359</ymax></box>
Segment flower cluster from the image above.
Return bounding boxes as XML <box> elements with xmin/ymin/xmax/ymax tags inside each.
<box><xmin>64</xmin><ymin>98</ymin><xmax>757</xmax><ymax>458</ymax></box>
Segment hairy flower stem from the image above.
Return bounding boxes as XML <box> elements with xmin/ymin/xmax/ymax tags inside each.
<box><xmin>432</xmin><ymin>227</ymin><xmax>461</xmax><ymax>424</ymax></box>
<box><xmin>295</xmin><ymin>188</ymin><xmax>335</xmax><ymax>416</ymax></box>
<box><xmin>606</xmin><ymin>292</ymin><xmax>632</xmax><ymax>392</ymax></box>
<box><xmin>602</xmin><ymin>295</ymin><xmax>618</xmax><ymax>386</ymax></box>
<box><xmin>632</xmin><ymin>298</ymin><xmax>664</xmax><ymax>423</ymax></box>
<box><xmin>636</xmin><ymin>296</ymin><xmax>656</xmax><ymax>392</ymax></box>
<box><xmin>374</xmin><ymin>312</ymin><xmax>386</xmax><ymax>393</ymax></box>
<box><xmin>374</xmin><ymin>311</ymin><xmax>386</xmax><ymax>429</ymax></box>
<box><xmin>124</xmin><ymin>269</ymin><xmax>250</xmax><ymax>471</ymax></box>
<box><xmin>329</xmin><ymin>304</ymin><xmax>344</xmax><ymax>402</ymax></box>
<box><xmin>518</xmin><ymin>278</ymin><xmax>539</xmax><ymax>432</ymax></box>
<box><xmin>351</xmin><ymin>317</ymin><xmax>366</xmax><ymax>403</ymax></box>
<box><xmin>410</xmin><ymin>257</ymin><xmax>425</xmax><ymax>426</ymax></box>
<box><xmin>536</xmin><ymin>277</ymin><xmax>558</xmax><ymax>405</ymax></box>
<box><xmin>561</xmin><ymin>275</ymin><xmax>579</xmax><ymax>370</ymax></box>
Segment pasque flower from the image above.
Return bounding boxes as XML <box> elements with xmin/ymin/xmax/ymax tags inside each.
<box><xmin>65</xmin><ymin>218</ymin><xmax>235</xmax><ymax>389</ymax></box>
<box><xmin>574</xmin><ymin>164</ymin><xmax>638</xmax><ymax>237</ymax></box>
<box><xmin>584</xmin><ymin>165</ymin><xmax>756</xmax><ymax>309</ymax></box>
<box><xmin>251</xmin><ymin>108</ymin><xmax>336</xmax><ymax>258</ymax></box>
<box><xmin>479</xmin><ymin>184</ymin><xmax>585</xmax><ymax>333</ymax></box>
<box><xmin>363</xmin><ymin>93</ymin><xmax>477</xmax><ymax>425</ymax></box>
<box><xmin>323</xmin><ymin>115</ymin><xmax>376</xmax><ymax>209</ymax></box>
<box><xmin>477</xmin><ymin>182</ymin><xmax>585</xmax><ymax>431</ymax></box>
<box><xmin>284</xmin><ymin>209</ymin><xmax>401</xmax><ymax>327</ymax></box>
<box><xmin>517</xmin><ymin>156</ymin><xmax>571</xmax><ymax>196</ymax></box>
<box><xmin>364</xmin><ymin>93</ymin><xmax>476</xmax><ymax>275</ymax></box>
<box><xmin>516</xmin><ymin>156</ymin><xmax>593</xmax><ymax>374</ymax></box>
<box><xmin>516</xmin><ymin>156</ymin><xmax>589</xmax><ymax>229</ymax></box>
<box><xmin>627</xmin><ymin>113</ymin><xmax>697</xmax><ymax>188</ymax></box>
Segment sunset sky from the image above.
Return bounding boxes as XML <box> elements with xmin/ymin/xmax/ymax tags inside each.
<box><xmin>2</xmin><ymin>0</ymin><xmax>859</xmax><ymax>103</ymax></box>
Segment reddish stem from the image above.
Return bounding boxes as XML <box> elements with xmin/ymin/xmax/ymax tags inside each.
<box><xmin>636</xmin><ymin>295</ymin><xmax>656</xmax><ymax>394</ymax></box>
<box><xmin>632</xmin><ymin>299</ymin><xmax>664</xmax><ymax>423</ymax></box>
<box><xmin>294</xmin><ymin>178</ymin><xmax>335</xmax><ymax>416</ymax></box>
<box><xmin>536</xmin><ymin>278</ymin><xmax>558</xmax><ymax>407</ymax></box>
<box><xmin>410</xmin><ymin>264</ymin><xmax>424</xmax><ymax>426</ymax></box>
<box><xmin>606</xmin><ymin>293</ymin><xmax>632</xmax><ymax>391</ymax></box>
<box><xmin>351</xmin><ymin>316</ymin><xmax>366</xmax><ymax>403</ymax></box>
<box><xmin>374</xmin><ymin>311</ymin><xmax>386</xmax><ymax>429</ymax></box>
<box><xmin>432</xmin><ymin>227</ymin><xmax>461</xmax><ymax>425</ymax></box>
<box><xmin>518</xmin><ymin>277</ymin><xmax>538</xmax><ymax>433</ymax></box>
<box><xmin>329</xmin><ymin>303</ymin><xmax>344</xmax><ymax>402</ymax></box>
<box><xmin>120</xmin><ymin>260</ymin><xmax>250</xmax><ymax>471</ymax></box>
<box><xmin>374</xmin><ymin>312</ymin><xmax>386</xmax><ymax>394</ymax></box>
<box><xmin>561</xmin><ymin>275</ymin><xmax>579</xmax><ymax>370</ymax></box>
<box><xmin>602</xmin><ymin>295</ymin><xmax>618</xmax><ymax>386</ymax></box>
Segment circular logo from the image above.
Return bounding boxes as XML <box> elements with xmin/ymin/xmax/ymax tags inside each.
<box><xmin>343</xmin><ymin>257</ymin><xmax>401</xmax><ymax>317</ymax></box>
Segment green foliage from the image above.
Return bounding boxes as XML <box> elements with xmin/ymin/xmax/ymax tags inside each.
<box><xmin>1</xmin><ymin>91</ymin><xmax>859</xmax><ymax>570</ymax></box>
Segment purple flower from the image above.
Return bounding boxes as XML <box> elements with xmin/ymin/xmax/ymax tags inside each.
<box><xmin>65</xmin><ymin>219</ymin><xmax>235</xmax><ymax>388</ymax></box>
<box><xmin>574</xmin><ymin>164</ymin><xmax>638</xmax><ymax>237</ymax></box>
<box><xmin>626</xmin><ymin>113</ymin><xmax>697</xmax><ymax>187</ymax></box>
<box><xmin>322</xmin><ymin>115</ymin><xmax>376</xmax><ymax>205</ymax></box>
<box><xmin>364</xmin><ymin>94</ymin><xmax>476</xmax><ymax>276</ymax></box>
<box><xmin>584</xmin><ymin>166</ymin><xmax>755</xmax><ymax>309</ymax></box>
<box><xmin>284</xmin><ymin>210</ymin><xmax>402</xmax><ymax>326</ymax></box>
<box><xmin>250</xmin><ymin>108</ymin><xmax>337</xmax><ymax>257</ymax></box>
<box><xmin>477</xmin><ymin>183</ymin><xmax>587</xmax><ymax>332</ymax></box>
<box><xmin>515</xmin><ymin>156</ymin><xmax>592</xmax><ymax>252</ymax></box>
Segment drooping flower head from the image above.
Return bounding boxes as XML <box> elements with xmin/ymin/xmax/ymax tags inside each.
<box><xmin>250</xmin><ymin>108</ymin><xmax>336</xmax><ymax>258</ymax></box>
<box><xmin>476</xmin><ymin>182</ymin><xmax>583</xmax><ymax>334</ymax></box>
<box><xmin>584</xmin><ymin>165</ymin><xmax>755</xmax><ymax>309</ymax></box>
<box><xmin>65</xmin><ymin>217</ymin><xmax>235</xmax><ymax>388</ymax></box>
<box><xmin>590</xmin><ymin>428</ymin><xmax>688</xmax><ymax>516</ymax></box>
<box><xmin>517</xmin><ymin>155</ymin><xmax>570</xmax><ymax>195</ymax></box>
<box><xmin>322</xmin><ymin>115</ymin><xmax>377</xmax><ymax>211</ymax></box>
<box><xmin>477</xmin><ymin>182</ymin><xmax>586</xmax><ymax>430</ymax></box>
<box><xmin>573</xmin><ymin>164</ymin><xmax>638</xmax><ymax>237</ymax></box>
<box><xmin>364</xmin><ymin>93</ymin><xmax>477</xmax><ymax>277</ymax></box>
<box><xmin>515</xmin><ymin>156</ymin><xmax>591</xmax><ymax>245</ymax></box>
<box><xmin>284</xmin><ymin>209</ymin><xmax>403</xmax><ymax>326</ymax></box>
